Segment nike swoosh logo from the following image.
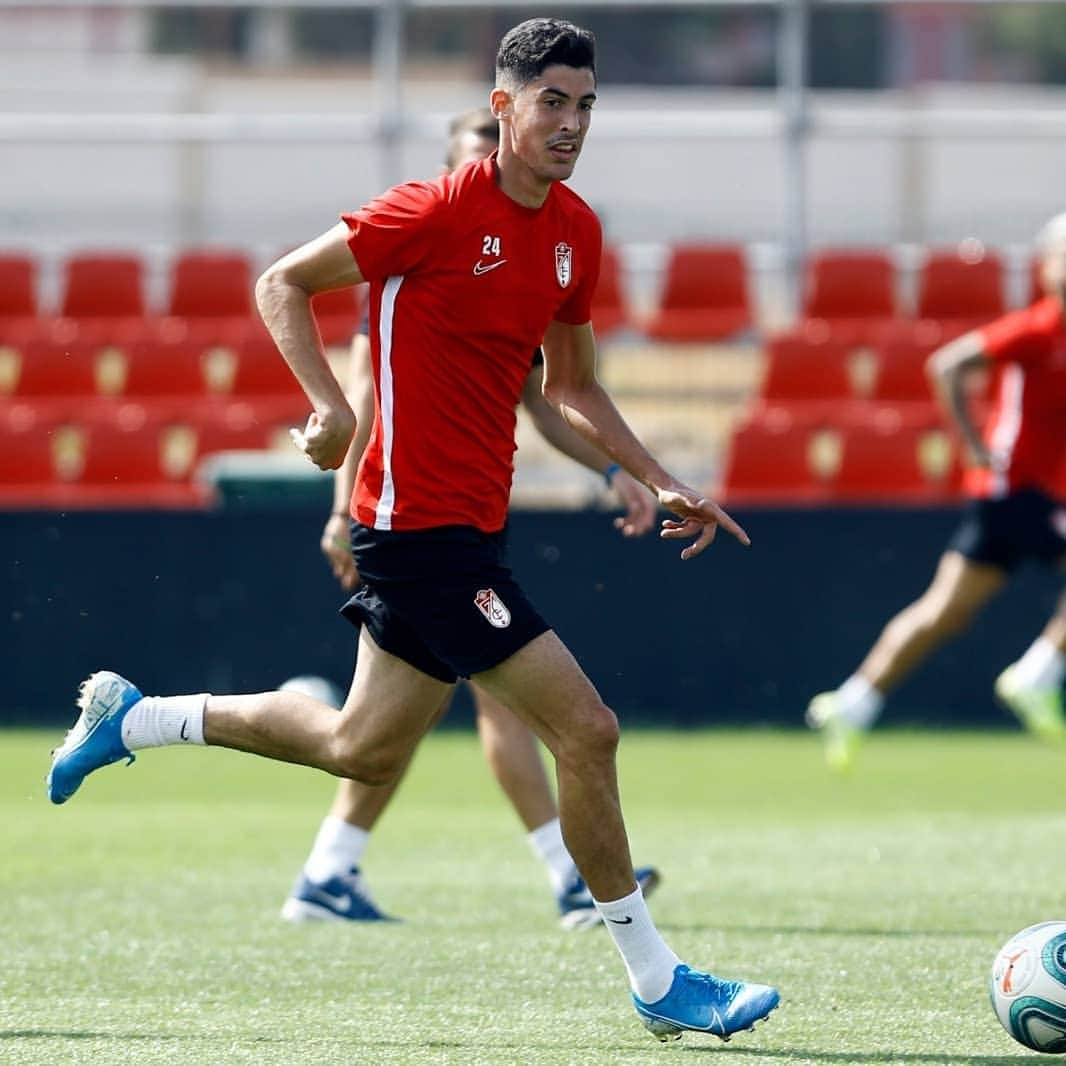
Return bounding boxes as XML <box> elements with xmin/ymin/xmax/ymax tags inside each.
<box><xmin>306</xmin><ymin>887</ymin><xmax>352</xmax><ymax>913</ymax></box>
<box><xmin>472</xmin><ymin>259</ymin><xmax>508</xmax><ymax>276</ymax></box>
<box><xmin>179</xmin><ymin>719</ymin><xmax>189</xmax><ymax>741</ymax></box>
<box><xmin>608</xmin><ymin>916</ymin><xmax>633</xmax><ymax>925</ymax></box>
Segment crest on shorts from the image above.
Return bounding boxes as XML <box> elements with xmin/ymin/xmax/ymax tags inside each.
<box><xmin>474</xmin><ymin>588</ymin><xmax>511</xmax><ymax>629</ymax></box>
<box><xmin>555</xmin><ymin>242</ymin><xmax>572</xmax><ymax>288</ymax></box>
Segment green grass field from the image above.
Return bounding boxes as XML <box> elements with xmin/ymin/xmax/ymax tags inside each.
<box><xmin>2</xmin><ymin>726</ymin><xmax>1063</xmax><ymax>1065</ymax></box>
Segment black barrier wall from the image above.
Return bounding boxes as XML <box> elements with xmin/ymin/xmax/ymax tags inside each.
<box><xmin>3</xmin><ymin>507</ymin><xmax>1059</xmax><ymax>726</ymax></box>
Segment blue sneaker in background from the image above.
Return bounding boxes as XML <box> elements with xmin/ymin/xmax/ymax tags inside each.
<box><xmin>558</xmin><ymin>865</ymin><xmax>661</xmax><ymax>930</ymax></box>
<box><xmin>633</xmin><ymin>964</ymin><xmax>779</xmax><ymax>1042</ymax></box>
<box><xmin>281</xmin><ymin>866</ymin><xmax>397</xmax><ymax>923</ymax></box>
<box><xmin>47</xmin><ymin>670</ymin><xmax>142</xmax><ymax>805</ymax></box>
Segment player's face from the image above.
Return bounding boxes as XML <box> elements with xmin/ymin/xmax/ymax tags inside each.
<box><xmin>497</xmin><ymin>64</ymin><xmax>596</xmax><ymax>184</ymax></box>
<box><xmin>1040</xmin><ymin>240</ymin><xmax>1066</xmax><ymax>304</ymax></box>
<box><xmin>450</xmin><ymin>131</ymin><xmax>498</xmax><ymax>171</ymax></box>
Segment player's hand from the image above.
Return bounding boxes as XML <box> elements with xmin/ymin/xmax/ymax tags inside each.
<box><xmin>321</xmin><ymin>512</ymin><xmax>360</xmax><ymax>591</ymax></box>
<box><xmin>658</xmin><ymin>485</ymin><xmax>750</xmax><ymax>560</ymax></box>
<box><xmin>290</xmin><ymin>407</ymin><xmax>355</xmax><ymax>471</ymax></box>
<box><xmin>609</xmin><ymin>469</ymin><xmax>656</xmax><ymax>537</ymax></box>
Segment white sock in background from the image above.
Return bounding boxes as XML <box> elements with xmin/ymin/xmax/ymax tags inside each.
<box><xmin>837</xmin><ymin>674</ymin><xmax>885</xmax><ymax>730</ymax></box>
<box><xmin>1010</xmin><ymin>638</ymin><xmax>1066</xmax><ymax>691</ymax></box>
<box><xmin>527</xmin><ymin>817</ymin><xmax>578</xmax><ymax>893</ymax></box>
<box><xmin>120</xmin><ymin>694</ymin><xmax>207</xmax><ymax>750</ymax></box>
<box><xmin>595</xmin><ymin>885</ymin><xmax>681</xmax><ymax>1004</ymax></box>
<box><xmin>304</xmin><ymin>815</ymin><xmax>370</xmax><ymax>883</ymax></box>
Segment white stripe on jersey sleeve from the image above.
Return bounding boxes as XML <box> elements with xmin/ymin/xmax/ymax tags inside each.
<box><xmin>374</xmin><ymin>275</ymin><xmax>404</xmax><ymax>530</ymax></box>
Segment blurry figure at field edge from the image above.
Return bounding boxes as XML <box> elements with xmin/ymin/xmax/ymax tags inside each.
<box><xmin>807</xmin><ymin>213</ymin><xmax>1066</xmax><ymax>772</ymax></box>
<box><xmin>287</xmin><ymin>106</ymin><xmax>659</xmax><ymax>931</ymax></box>
<box><xmin>48</xmin><ymin>19</ymin><xmax>778</xmax><ymax>1044</ymax></box>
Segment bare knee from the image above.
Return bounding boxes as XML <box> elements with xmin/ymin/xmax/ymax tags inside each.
<box><xmin>557</xmin><ymin>700</ymin><xmax>620</xmax><ymax>766</ymax></box>
<box><xmin>330</xmin><ymin>740</ymin><xmax>406</xmax><ymax>786</ymax></box>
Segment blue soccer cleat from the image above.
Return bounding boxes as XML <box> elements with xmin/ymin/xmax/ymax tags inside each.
<box><xmin>280</xmin><ymin>866</ymin><xmax>398</xmax><ymax>923</ymax></box>
<box><xmin>47</xmin><ymin>670</ymin><xmax>142</xmax><ymax>805</ymax></box>
<box><xmin>558</xmin><ymin>865</ymin><xmax>661</xmax><ymax>930</ymax></box>
<box><xmin>633</xmin><ymin>964</ymin><xmax>780</xmax><ymax>1042</ymax></box>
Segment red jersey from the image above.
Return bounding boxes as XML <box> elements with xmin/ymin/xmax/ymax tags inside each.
<box><xmin>967</xmin><ymin>297</ymin><xmax>1066</xmax><ymax>500</ymax></box>
<box><xmin>342</xmin><ymin>155</ymin><xmax>601</xmax><ymax>532</ymax></box>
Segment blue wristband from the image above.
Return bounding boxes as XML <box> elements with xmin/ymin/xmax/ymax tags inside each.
<box><xmin>603</xmin><ymin>463</ymin><xmax>621</xmax><ymax>485</ymax></box>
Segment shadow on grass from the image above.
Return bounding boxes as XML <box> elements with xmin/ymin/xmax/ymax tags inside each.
<box><xmin>681</xmin><ymin>1049</ymin><xmax>1022</xmax><ymax>1064</ymax></box>
<box><xmin>0</xmin><ymin>1030</ymin><xmax>281</xmax><ymax>1043</ymax></box>
<box><xmin>657</xmin><ymin>924</ymin><xmax>995</xmax><ymax>939</ymax></box>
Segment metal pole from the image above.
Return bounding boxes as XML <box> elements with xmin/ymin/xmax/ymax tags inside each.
<box><xmin>777</xmin><ymin>0</ymin><xmax>809</xmax><ymax>316</ymax></box>
<box><xmin>373</xmin><ymin>0</ymin><xmax>406</xmax><ymax>190</ymax></box>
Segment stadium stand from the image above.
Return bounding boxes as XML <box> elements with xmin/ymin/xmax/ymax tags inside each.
<box><xmin>798</xmin><ymin>248</ymin><xmax>898</xmax><ymax>345</ymax></box>
<box><xmin>644</xmin><ymin>242</ymin><xmax>751</xmax><ymax>342</ymax></box>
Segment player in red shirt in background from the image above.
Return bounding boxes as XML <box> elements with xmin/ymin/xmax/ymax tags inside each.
<box><xmin>48</xmin><ymin>19</ymin><xmax>780</xmax><ymax>1042</ymax></box>
<box><xmin>284</xmin><ymin>107</ymin><xmax>660</xmax><ymax>930</ymax></box>
<box><xmin>807</xmin><ymin>213</ymin><xmax>1066</xmax><ymax>772</ymax></box>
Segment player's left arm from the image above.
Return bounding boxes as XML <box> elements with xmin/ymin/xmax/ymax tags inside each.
<box><xmin>541</xmin><ymin>320</ymin><xmax>749</xmax><ymax>558</ymax></box>
<box><xmin>520</xmin><ymin>363</ymin><xmax>655</xmax><ymax>536</ymax></box>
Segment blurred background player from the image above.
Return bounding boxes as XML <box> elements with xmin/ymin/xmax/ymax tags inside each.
<box><xmin>284</xmin><ymin>108</ymin><xmax>661</xmax><ymax>929</ymax></box>
<box><xmin>807</xmin><ymin>212</ymin><xmax>1066</xmax><ymax>771</ymax></box>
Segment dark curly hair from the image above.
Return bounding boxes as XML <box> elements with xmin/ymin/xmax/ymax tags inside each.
<box><xmin>495</xmin><ymin>18</ymin><xmax>596</xmax><ymax>92</ymax></box>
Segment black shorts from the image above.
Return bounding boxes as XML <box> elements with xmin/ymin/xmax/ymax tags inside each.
<box><xmin>948</xmin><ymin>489</ymin><xmax>1066</xmax><ymax>573</ymax></box>
<box><xmin>340</xmin><ymin>522</ymin><xmax>550</xmax><ymax>684</ymax></box>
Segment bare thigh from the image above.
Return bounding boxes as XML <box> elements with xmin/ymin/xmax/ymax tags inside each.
<box><xmin>335</xmin><ymin>627</ymin><xmax>455</xmax><ymax>783</ymax></box>
<box><xmin>473</xmin><ymin>630</ymin><xmax>611</xmax><ymax>757</ymax></box>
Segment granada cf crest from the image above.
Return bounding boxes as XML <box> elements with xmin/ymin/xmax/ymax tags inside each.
<box><xmin>474</xmin><ymin>588</ymin><xmax>511</xmax><ymax>629</ymax></box>
<box><xmin>555</xmin><ymin>242</ymin><xmax>572</xmax><ymax>288</ymax></box>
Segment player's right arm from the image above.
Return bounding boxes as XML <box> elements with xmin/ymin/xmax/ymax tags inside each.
<box><xmin>321</xmin><ymin>332</ymin><xmax>375</xmax><ymax>590</ymax></box>
<box><xmin>255</xmin><ymin>222</ymin><xmax>366</xmax><ymax>471</ymax></box>
<box><xmin>926</xmin><ymin>331</ymin><xmax>991</xmax><ymax>468</ymax></box>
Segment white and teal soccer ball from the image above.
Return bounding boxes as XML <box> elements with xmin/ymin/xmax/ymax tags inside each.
<box><xmin>991</xmin><ymin>921</ymin><xmax>1066</xmax><ymax>1053</ymax></box>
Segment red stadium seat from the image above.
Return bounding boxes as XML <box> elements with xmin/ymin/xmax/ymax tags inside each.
<box><xmin>719</xmin><ymin>411</ymin><xmax>836</xmax><ymax>504</ymax></box>
<box><xmin>0</xmin><ymin>255</ymin><xmax>37</xmax><ymax>319</ymax></box>
<box><xmin>758</xmin><ymin>335</ymin><xmax>860</xmax><ymax>415</ymax></box>
<box><xmin>0</xmin><ymin>410</ymin><xmax>58</xmax><ymax>488</ymax></box>
<box><xmin>590</xmin><ymin>244</ymin><xmax>629</xmax><ymax>338</ymax></box>
<box><xmin>868</xmin><ymin>336</ymin><xmax>935</xmax><ymax>405</ymax></box>
<box><xmin>645</xmin><ymin>243</ymin><xmax>752</xmax><ymax>342</ymax></box>
<box><xmin>916</xmin><ymin>246</ymin><xmax>1005</xmax><ymax>327</ymax></box>
<box><xmin>0</xmin><ymin>335</ymin><xmax>100</xmax><ymax>400</ymax></box>
<box><xmin>803</xmin><ymin>248</ymin><xmax>897</xmax><ymax>320</ymax></box>
<box><xmin>168</xmin><ymin>250</ymin><xmax>254</xmax><ymax>319</ymax></box>
<box><xmin>60</xmin><ymin>253</ymin><xmax>146</xmax><ymax>320</ymax></box>
<box><xmin>312</xmin><ymin>285</ymin><xmax>364</xmax><ymax>347</ymax></box>
<box><xmin>829</xmin><ymin>421</ymin><xmax>962</xmax><ymax>503</ymax></box>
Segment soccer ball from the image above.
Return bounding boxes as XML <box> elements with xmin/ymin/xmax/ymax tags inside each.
<box><xmin>990</xmin><ymin>921</ymin><xmax>1066</xmax><ymax>1053</ymax></box>
<box><xmin>278</xmin><ymin>674</ymin><xmax>345</xmax><ymax>711</ymax></box>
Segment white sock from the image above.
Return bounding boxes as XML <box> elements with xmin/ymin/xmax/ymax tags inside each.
<box><xmin>120</xmin><ymin>694</ymin><xmax>207</xmax><ymax>750</ymax></box>
<box><xmin>838</xmin><ymin>674</ymin><xmax>885</xmax><ymax>730</ymax></box>
<box><xmin>527</xmin><ymin>818</ymin><xmax>577</xmax><ymax>893</ymax></box>
<box><xmin>595</xmin><ymin>885</ymin><xmax>681</xmax><ymax>1004</ymax></box>
<box><xmin>1010</xmin><ymin>638</ymin><xmax>1066</xmax><ymax>690</ymax></box>
<box><xmin>304</xmin><ymin>815</ymin><xmax>370</xmax><ymax>883</ymax></box>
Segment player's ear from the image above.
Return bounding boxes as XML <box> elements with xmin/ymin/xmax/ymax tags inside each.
<box><xmin>489</xmin><ymin>87</ymin><xmax>512</xmax><ymax>120</ymax></box>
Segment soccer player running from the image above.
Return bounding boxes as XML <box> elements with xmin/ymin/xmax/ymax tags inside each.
<box><xmin>48</xmin><ymin>19</ymin><xmax>779</xmax><ymax>1042</ymax></box>
<box><xmin>287</xmin><ymin>106</ymin><xmax>660</xmax><ymax>930</ymax></box>
<box><xmin>807</xmin><ymin>213</ymin><xmax>1066</xmax><ymax>772</ymax></box>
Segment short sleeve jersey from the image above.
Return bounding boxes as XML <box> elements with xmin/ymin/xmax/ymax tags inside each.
<box><xmin>342</xmin><ymin>155</ymin><xmax>602</xmax><ymax>533</ymax></box>
<box><xmin>969</xmin><ymin>297</ymin><xmax>1066</xmax><ymax>500</ymax></box>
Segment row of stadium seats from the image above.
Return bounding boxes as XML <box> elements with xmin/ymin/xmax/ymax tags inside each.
<box><xmin>0</xmin><ymin>400</ymin><xmax>296</xmax><ymax>508</ymax></box>
<box><xmin>719</xmin><ymin>407</ymin><xmax>964</xmax><ymax>505</ymax></box>
<box><xmin>0</xmin><ymin>242</ymin><xmax>1042</xmax><ymax>346</ymax></box>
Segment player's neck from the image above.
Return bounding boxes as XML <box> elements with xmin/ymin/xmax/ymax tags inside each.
<box><xmin>493</xmin><ymin>152</ymin><xmax>552</xmax><ymax>210</ymax></box>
